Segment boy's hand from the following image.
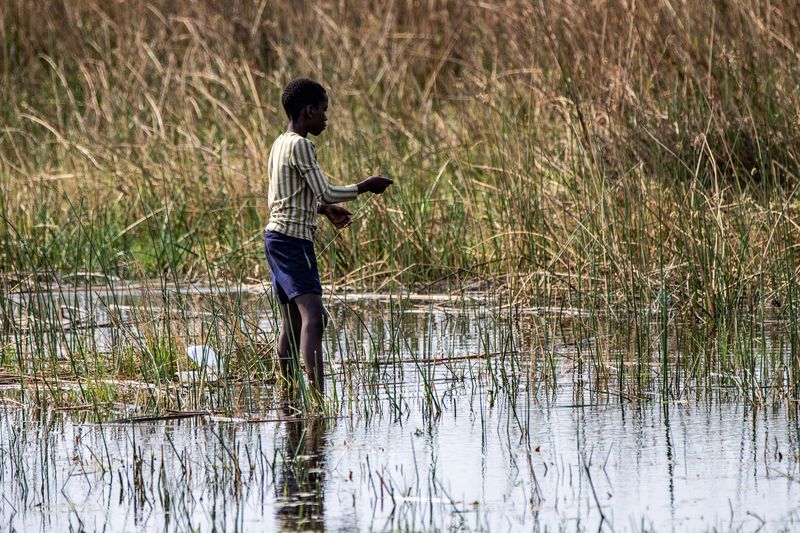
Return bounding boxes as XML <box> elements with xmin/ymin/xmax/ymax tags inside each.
<box><xmin>357</xmin><ymin>176</ymin><xmax>393</xmax><ymax>194</ymax></box>
<box><xmin>320</xmin><ymin>204</ymin><xmax>353</xmax><ymax>229</ymax></box>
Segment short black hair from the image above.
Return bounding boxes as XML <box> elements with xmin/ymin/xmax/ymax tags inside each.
<box><xmin>281</xmin><ymin>78</ymin><xmax>327</xmax><ymax>120</ymax></box>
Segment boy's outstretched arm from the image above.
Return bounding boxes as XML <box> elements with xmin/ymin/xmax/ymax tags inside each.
<box><xmin>294</xmin><ymin>138</ymin><xmax>393</xmax><ymax>204</ymax></box>
<box><xmin>319</xmin><ymin>175</ymin><xmax>393</xmax><ymax>229</ymax></box>
<box><xmin>294</xmin><ymin>139</ymin><xmax>358</xmax><ymax>204</ymax></box>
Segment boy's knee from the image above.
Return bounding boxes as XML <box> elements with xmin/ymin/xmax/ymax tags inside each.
<box><xmin>294</xmin><ymin>294</ymin><xmax>327</xmax><ymax>331</ymax></box>
<box><xmin>304</xmin><ymin>314</ymin><xmax>325</xmax><ymax>333</ymax></box>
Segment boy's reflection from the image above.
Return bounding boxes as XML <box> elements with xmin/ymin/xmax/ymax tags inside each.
<box><xmin>275</xmin><ymin>412</ymin><xmax>326</xmax><ymax>531</ymax></box>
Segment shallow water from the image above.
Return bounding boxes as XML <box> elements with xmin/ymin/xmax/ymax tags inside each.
<box><xmin>1</xmin><ymin>285</ymin><xmax>799</xmax><ymax>531</ymax></box>
<box><xmin>2</xmin><ymin>397</ymin><xmax>799</xmax><ymax>531</ymax></box>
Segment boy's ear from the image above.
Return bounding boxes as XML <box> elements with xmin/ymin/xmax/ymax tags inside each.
<box><xmin>304</xmin><ymin>104</ymin><xmax>314</xmax><ymax>118</ymax></box>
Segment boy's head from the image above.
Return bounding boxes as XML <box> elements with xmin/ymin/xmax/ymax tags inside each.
<box><xmin>281</xmin><ymin>78</ymin><xmax>327</xmax><ymax>125</ymax></box>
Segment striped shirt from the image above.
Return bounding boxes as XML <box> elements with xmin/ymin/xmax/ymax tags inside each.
<box><xmin>265</xmin><ymin>132</ymin><xmax>358</xmax><ymax>241</ymax></box>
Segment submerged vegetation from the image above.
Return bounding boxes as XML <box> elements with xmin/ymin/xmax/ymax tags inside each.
<box><xmin>2</xmin><ymin>289</ymin><xmax>800</xmax><ymax>531</ymax></box>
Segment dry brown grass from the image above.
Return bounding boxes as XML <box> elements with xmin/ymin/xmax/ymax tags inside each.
<box><xmin>1</xmin><ymin>0</ymin><xmax>799</xmax><ymax>316</ymax></box>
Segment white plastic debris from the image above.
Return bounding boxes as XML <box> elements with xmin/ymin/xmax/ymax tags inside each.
<box><xmin>185</xmin><ymin>345</ymin><xmax>223</xmax><ymax>380</ymax></box>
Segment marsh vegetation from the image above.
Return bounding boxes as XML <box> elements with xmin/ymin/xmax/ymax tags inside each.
<box><xmin>2</xmin><ymin>0</ymin><xmax>800</xmax><ymax>530</ymax></box>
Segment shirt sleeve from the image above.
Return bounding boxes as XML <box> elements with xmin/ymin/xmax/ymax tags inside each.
<box><xmin>292</xmin><ymin>138</ymin><xmax>358</xmax><ymax>204</ymax></box>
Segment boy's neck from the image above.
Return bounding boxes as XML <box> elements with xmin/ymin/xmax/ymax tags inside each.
<box><xmin>287</xmin><ymin>122</ymin><xmax>309</xmax><ymax>138</ymax></box>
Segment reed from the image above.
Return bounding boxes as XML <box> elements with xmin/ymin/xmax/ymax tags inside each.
<box><xmin>0</xmin><ymin>0</ymin><xmax>800</xmax><ymax>531</ymax></box>
<box><xmin>0</xmin><ymin>1</ymin><xmax>797</xmax><ymax>311</ymax></box>
<box><xmin>0</xmin><ymin>0</ymin><xmax>798</xmax><ymax>424</ymax></box>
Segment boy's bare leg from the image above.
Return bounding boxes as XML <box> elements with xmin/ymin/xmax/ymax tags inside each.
<box><xmin>278</xmin><ymin>300</ymin><xmax>303</xmax><ymax>387</ymax></box>
<box><xmin>292</xmin><ymin>293</ymin><xmax>327</xmax><ymax>393</ymax></box>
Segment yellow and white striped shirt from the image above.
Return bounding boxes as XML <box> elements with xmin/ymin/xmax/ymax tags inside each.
<box><xmin>265</xmin><ymin>132</ymin><xmax>358</xmax><ymax>241</ymax></box>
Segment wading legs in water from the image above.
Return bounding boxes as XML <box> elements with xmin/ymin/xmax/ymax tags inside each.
<box><xmin>278</xmin><ymin>293</ymin><xmax>327</xmax><ymax>393</ymax></box>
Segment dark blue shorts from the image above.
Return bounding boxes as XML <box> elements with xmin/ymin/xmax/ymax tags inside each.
<box><xmin>263</xmin><ymin>230</ymin><xmax>322</xmax><ymax>304</ymax></box>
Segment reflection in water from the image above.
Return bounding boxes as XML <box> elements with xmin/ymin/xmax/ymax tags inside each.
<box><xmin>1</xmin><ymin>383</ymin><xmax>800</xmax><ymax>531</ymax></box>
<box><xmin>663</xmin><ymin>402</ymin><xmax>675</xmax><ymax>520</ymax></box>
<box><xmin>276</xmin><ymin>412</ymin><xmax>327</xmax><ymax>531</ymax></box>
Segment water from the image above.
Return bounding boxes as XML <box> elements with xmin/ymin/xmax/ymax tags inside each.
<box><xmin>1</xmin><ymin>284</ymin><xmax>799</xmax><ymax>531</ymax></box>
<box><xmin>2</xmin><ymin>398</ymin><xmax>799</xmax><ymax>531</ymax></box>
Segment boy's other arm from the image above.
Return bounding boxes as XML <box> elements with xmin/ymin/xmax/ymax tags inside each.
<box><xmin>319</xmin><ymin>203</ymin><xmax>353</xmax><ymax>229</ymax></box>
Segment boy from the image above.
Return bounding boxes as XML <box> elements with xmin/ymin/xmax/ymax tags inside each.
<box><xmin>264</xmin><ymin>78</ymin><xmax>392</xmax><ymax>395</ymax></box>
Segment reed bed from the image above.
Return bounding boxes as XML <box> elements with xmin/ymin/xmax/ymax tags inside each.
<box><xmin>3</xmin><ymin>6</ymin><xmax>800</xmax><ymax>530</ymax></box>
<box><xmin>1</xmin><ymin>0</ymin><xmax>800</xmax><ymax>413</ymax></box>
<box><xmin>2</xmin><ymin>1</ymin><xmax>798</xmax><ymax>306</ymax></box>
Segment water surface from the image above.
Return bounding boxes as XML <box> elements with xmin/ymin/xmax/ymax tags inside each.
<box><xmin>1</xmin><ymin>286</ymin><xmax>798</xmax><ymax>531</ymax></box>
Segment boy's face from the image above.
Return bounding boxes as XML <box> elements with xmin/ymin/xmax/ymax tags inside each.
<box><xmin>307</xmin><ymin>96</ymin><xmax>328</xmax><ymax>136</ymax></box>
